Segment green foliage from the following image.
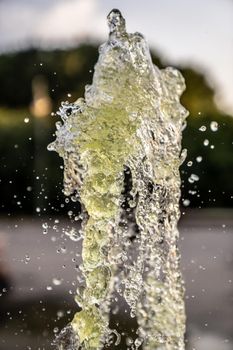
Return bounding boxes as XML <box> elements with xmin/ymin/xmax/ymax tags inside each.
<box><xmin>0</xmin><ymin>109</ymin><xmax>61</xmax><ymax>214</ymax></box>
<box><xmin>0</xmin><ymin>45</ymin><xmax>98</xmax><ymax>108</ymax></box>
<box><xmin>181</xmin><ymin>112</ymin><xmax>233</xmax><ymax>207</ymax></box>
<box><xmin>0</xmin><ymin>45</ymin><xmax>232</xmax><ymax>213</ymax></box>
<box><xmin>180</xmin><ymin>67</ymin><xmax>233</xmax><ymax>206</ymax></box>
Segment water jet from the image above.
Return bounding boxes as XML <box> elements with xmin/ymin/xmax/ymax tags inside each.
<box><xmin>49</xmin><ymin>9</ymin><xmax>188</xmax><ymax>350</ymax></box>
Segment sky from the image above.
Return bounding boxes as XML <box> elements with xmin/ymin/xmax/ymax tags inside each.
<box><xmin>0</xmin><ymin>0</ymin><xmax>233</xmax><ymax>115</ymax></box>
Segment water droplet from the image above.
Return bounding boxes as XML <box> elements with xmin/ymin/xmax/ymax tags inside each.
<box><xmin>210</xmin><ymin>121</ymin><xmax>218</xmax><ymax>132</ymax></box>
<box><xmin>25</xmin><ymin>254</ymin><xmax>30</xmax><ymax>264</ymax></box>
<box><xmin>188</xmin><ymin>173</ymin><xmax>199</xmax><ymax>183</ymax></box>
<box><xmin>65</xmin><ymin>228</ymin><xmax>81</xmax><ymax>242</ymax></box>
<box><xmin>57</xmin><ymin>310</ymin><xmax>64</xmax><ymax>318</ymax></box>
<box><xmin>52</xmin><ymin>278</ymin><xmax>62</xmax><ymax>286</ymax></box>
<box><xmin>47</xmin><ymin>142</ymin><xmax>56</xmax><ymax>151</ymax></box>
<box><xmin>183</xmin><ymin>199</ymin><xmax>190</xmax><ymax>207</ymax></box>
<box><xmin>42</xmin><ymin>222</ymin><xmax>48</xmax><ymax>234</ymax></box>
<box><xmin>199</xmin><ymin>125</ymin><xmax>206</xmax><ymax>132</ymax></box>
<box><xmin>126</xmin><ymin>337</ymin><xmax>134</xmax><ymax>346</ymax></box>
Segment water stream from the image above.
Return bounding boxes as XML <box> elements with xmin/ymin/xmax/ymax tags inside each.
<box><xmin>49</xmin><ymin>9</ymin><xmax>188</xmax><ymax>350</ymax></box>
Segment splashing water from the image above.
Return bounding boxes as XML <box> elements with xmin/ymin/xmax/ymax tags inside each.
<box><xmin>49</xmin><ymin>9</ymin><xmax>188</xmax><ymax>350</ymax></box>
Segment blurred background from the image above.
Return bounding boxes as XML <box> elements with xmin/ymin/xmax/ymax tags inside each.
<box><xmin>0</xmin><ymin>0</ymin><xmax>232</xmax><ymax>349</ymax></box>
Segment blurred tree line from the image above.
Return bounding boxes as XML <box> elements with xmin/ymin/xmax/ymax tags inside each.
<box><xmin>0</xmin><ymin>44</ymin><xmax>232</xmax><ymax>215</ymax></box>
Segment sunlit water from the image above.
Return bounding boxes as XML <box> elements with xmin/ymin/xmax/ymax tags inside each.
<box><xmin>49</xmin><ymin>9</ymin><xmax>188</xmax><ymax>350</ymax></box>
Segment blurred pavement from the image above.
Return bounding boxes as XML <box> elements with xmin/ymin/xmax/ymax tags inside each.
<box><xmin>0</xmin><ymin>209</ymin><xmax>233</xmax><ymax>349</ymax></box>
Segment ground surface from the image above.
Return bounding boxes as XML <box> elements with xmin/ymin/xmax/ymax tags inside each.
<box><xmin>0</xmin><ymin>209</ymin><xmax>232</xmax><ymax>350</ymax></box>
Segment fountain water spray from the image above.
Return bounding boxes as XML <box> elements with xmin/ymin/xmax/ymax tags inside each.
<box><xmin>49</xmin><ymin>9</ymin><xmax>188</xmax><ymax>350</ymax></box>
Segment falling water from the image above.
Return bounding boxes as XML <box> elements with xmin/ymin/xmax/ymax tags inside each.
<box><xmin>49</xmin><ymin>9</ymin><xmax>188</xmax><ymax>350</ymax></box>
